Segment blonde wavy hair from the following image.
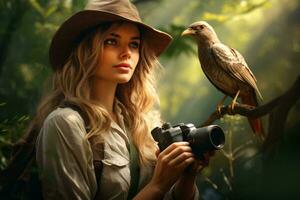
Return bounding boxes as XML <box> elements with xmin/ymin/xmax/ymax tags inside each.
<box><xmin>25</xmin><ymin>22</ymin><xmax>162</xmax><ymax>166</ymax></box>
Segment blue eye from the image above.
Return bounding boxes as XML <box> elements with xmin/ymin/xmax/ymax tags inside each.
<box><xmin>130</xmin><ymin>41</ymin><xmax>140</xmax><ymax>49</ymax></box>
<box><xmin>104</xmin><ymin>38</ymin><xmax>117</xmax><ymax>45</ymax></box>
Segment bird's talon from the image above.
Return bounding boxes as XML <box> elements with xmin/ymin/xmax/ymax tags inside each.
<box><xmin>228</xmin><ymin>104</ymin><xmax>235</xmax><ymax>115</ymax></box>
<box><xmin>217</xmin><ymin>105</ymin><xmax>222</xmax><ymax>115</ymax></box>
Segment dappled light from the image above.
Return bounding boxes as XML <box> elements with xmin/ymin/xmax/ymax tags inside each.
<box><xmin>0</xmin><ymin>0</ymin><xmax>299</xmax><ymax>198</ymax></box>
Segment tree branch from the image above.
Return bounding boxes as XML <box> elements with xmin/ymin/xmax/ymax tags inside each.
<box><xmin>200</xmin><ymin>75</ymin><xmax>300</xmax><ymax>154</ymax></box>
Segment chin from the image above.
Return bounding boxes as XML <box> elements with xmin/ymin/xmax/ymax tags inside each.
<box><xmin>117</xmin><ymin>78</ymin><xmax>131</xmax><ymax>84</ymax></box>
<box><xmin>115</xmin><ymin>75</ymin><xmax>132</xmax><ymax>84</ymax></box>
<box><xmin>110</xmin><ymin>72</ymin><xmax>134</xmax><ymax>84</ymax></box>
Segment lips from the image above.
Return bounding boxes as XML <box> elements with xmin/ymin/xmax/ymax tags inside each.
<box><xmin>113</xmin><ymin>63</ymin><xmax>132</xmax><ymax>69</ymax></box>
<box><xmin>113</xmin><ymin>63</ymin><xmax>132</xmax><ymax>74</ymax></box>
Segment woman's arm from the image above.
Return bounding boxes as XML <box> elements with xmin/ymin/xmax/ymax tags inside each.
<box><xmin>172</xmin><ymin>152</ymin><xmax>214</xmax><ymax>199</ymax></box>
<box><xmin>36</xmin><ymin>109</ymin><xmax>97</xmax><ymax>200</ymax></box>
<box><xmin>133</xmin><ymin>142</ymin><xmax>195</xmax><ymax>200</ymax></box>
<box><xmin>173</xmin><ymin>173</ymin><xmax>197</xmax><ymax>200</ymax></box>
<box><xmin>133</xmin><ymin>145</ymin><xmax>214</xmax><ymax>200</ymax></box>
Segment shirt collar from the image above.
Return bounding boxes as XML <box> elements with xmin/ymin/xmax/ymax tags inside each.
<box><xmin>110</xmin><ymin>99</ymin><xmax>130</xmax><ymax>146</ymax></box>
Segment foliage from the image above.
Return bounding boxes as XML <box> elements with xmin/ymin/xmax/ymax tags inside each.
<box><xmin>201</xmin><ymin>0</ymin><xmax>270</xmax><ymax>22</ymax></box>
<box><xmin>160</xmin><ymin>24</ymin><xmax>196</xmax><ymax>57</ymax></box>
<box><xmin>199</xmin><ymin>115</ymin><xmax>263</xmax><ymax>199</ymax></box>
<box><xmin>0</xmin><ymin>0</ymin><xmax>299</xmax><ymax>198</ymax></box>
<box><xmin>0</xmin><ymin>103</ymin><xmax>30</xmax><ymax>170</ymax></box>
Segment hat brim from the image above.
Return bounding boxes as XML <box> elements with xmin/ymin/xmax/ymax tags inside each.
<box><xmin>49</xmin><ymin>10</ymin><xmax>172</xmax><ymax>70</ymax></box>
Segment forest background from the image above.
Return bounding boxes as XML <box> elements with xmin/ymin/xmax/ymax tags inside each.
<box><xmin>1</xmin><ymin>0</ymin><xmax>299</xmax><ymax>199</ymax></box>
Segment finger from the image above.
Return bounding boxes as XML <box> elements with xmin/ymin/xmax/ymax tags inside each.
<box><xmin>168</xmin><ymin>152</ymin><xmax>194</xmax><ymax>166</ymax></box>
<box><xmin>166</xmin><ymin>145</ymin><xmax>192</xmax><ymax>160</ymax></box>
<box><xmin>177</xmin><ymin>157</ymin><xmax>195</xmax><ymax>169</ymax></box>
<box><xmin>159</xmin><ymin>142</ymin><xmax>189</xmax><ymax>157</ymax></box>
<box><xmin>158</xmin><ymin>144</ymin><xmax>192</xmax><ymax>166</ymax></box>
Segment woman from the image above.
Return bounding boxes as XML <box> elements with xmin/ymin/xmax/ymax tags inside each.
<box><xmin>34</xmin><ymin>0</ymin><xmax>211</xmax><ymax>199</ymax></box>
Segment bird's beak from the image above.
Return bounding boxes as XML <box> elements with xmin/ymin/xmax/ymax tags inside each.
<box><xmin>181</xmin><ymin>28</ymin><xmax>195</xmax><ymax>36</ymax></box>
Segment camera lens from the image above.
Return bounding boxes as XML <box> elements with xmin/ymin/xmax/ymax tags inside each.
<box><xmin>209</xmin><ymin>126</ymin><xmax>225</xmax><ymax>149</ymax></box>
<box><xmin>188</xmin><ymin>125</ymin><xmax>225</xmax><ymax>155</ymax></box>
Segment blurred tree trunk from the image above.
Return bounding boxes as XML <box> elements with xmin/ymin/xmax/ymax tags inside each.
<box><xmin>0</xmin><ymin>0</ymin><xmax>29</xmax><ymax>76</ymax></box>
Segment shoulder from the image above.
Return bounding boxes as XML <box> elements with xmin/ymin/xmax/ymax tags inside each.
<box><xmin>42</xmin><ymin>107</ymin><xmax>86</xmax><ymax>137</ymax></box>
<box><xmin>46</xmin><ymin>107</ymin><xmax>84</xmax><ymax>124</ymax></box>
<box><xmin>211</xmin><ymin>43</ymin><xmax>230</xmax><ymax>54</ymax></box>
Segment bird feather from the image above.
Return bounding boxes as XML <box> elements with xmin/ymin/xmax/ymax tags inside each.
<box><xmin>211</xmin><ymin>43</ymin><xmax>263</xmax><ymax>100</ymax></box>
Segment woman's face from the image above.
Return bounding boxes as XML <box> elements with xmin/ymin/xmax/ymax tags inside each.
<box><xmin>95</xmin><ymin>22</ymin><xmax>140</xmax><ymax>84</ymax></box>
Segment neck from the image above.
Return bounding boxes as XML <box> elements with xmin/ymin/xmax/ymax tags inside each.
<box><xmin>197</xmin><ymin>38</ymin><xmax>219</xmax><ymax>48</ymax></box>
<box><xmin>91</xmin><ymin>78</ymin><xmax>117</xmax><ymax>113</ymax></box>
<box><xmin>196</xmin><ymin>33</ymin><xmax>220</xmax><ymax>48</ymax></box>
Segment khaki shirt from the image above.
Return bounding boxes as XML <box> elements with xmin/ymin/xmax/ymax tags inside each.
<box><xmin>36</xmin><ymin>102</ymin><xmax>199</xmax><ymax>200</ymax></box>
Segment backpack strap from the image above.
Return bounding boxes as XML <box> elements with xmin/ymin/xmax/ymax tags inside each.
<box><xmin>91</xmin><ymin>142</ymin><xmax>104</xmax><ymax>188</ymax></box>
<box><xmin>127</xmin><ymin>138</ymin><xmax>140</xmax><ymax>200</ymax></box>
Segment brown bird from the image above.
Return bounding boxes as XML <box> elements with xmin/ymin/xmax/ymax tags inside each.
<box><xmin>182</xmin><ymin>21</ymin><xmax>264</xmax><ymax>135</ymax></box>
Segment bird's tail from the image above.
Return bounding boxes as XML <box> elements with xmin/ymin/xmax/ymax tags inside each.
<box><xmin>241</xmin><ymin>93</ymin><xmax>264</xmax><ymax>135</ymax></box>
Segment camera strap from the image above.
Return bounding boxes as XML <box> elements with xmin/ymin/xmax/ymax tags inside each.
<box><xmin>127</xmin><ymin>138</ymin><xmax>140</xmax><ymax>200</ymax></box>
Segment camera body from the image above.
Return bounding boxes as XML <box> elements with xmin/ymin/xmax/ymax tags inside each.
<box><xmin>151</xmin><ymin>123</ymin><xmax>225</xmax><ymax>158</ymax></box>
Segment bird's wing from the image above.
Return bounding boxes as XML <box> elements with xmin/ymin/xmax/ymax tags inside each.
<box><xmin>211</xmin><ymin>43</ymin><xmax>263</xmax><ymax>99</ymax></box>
<box><xmin>231</xmin><ymin>47</ymin><xmax>257</xmax><ymax>82</ymax></box>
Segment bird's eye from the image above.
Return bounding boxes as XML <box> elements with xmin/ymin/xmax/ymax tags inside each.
<box><xmin>199</xmin><ymin>25</ymin><xmax>205</xmax><ymax>30</ymax></box>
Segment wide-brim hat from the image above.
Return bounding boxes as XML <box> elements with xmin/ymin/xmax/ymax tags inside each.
<box><xmin>49</xmin><ymin>0</ymin><xmax>172</xmax><ymax>70</ymax></box>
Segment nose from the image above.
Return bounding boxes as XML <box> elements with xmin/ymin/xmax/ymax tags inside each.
<box><xmin>119</xmin><ymin>45</ymin><xmax>131</xmax><ymax>59</ymax></box>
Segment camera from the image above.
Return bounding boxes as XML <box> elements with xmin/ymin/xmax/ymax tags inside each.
<box><xmin>151</xmin><ymin>123</ymin><xmax>225</xmax><ymax>158</ymax></box>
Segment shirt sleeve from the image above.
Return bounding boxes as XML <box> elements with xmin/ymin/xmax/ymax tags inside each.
<box><xmin>36</xmin><ymin>108</ymin><xmax>97</xmax><ymax>200</ymax></box>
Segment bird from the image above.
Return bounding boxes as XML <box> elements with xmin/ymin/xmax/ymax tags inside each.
<box><xmin>181</xmin><ymin>21</ymin><xmax>264</xmax><ymax>135</ymax></box>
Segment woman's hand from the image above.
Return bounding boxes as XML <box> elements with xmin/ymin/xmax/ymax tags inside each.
<box><xmin>134</xmin><ymin>145</ymin><xmax>215</xmax><ymax>200</ymax></box>
<box><xmin>149</xmin><ymin>142</ymin><xmax>195</xmax><ymax>194</ymax></box>
<box><xmin>184</xmin><ymin>150</ymin><xmax>215</xmax><ymax>176</ymax></box>
<box><xmin>173</xmin><ymin>150</ymin><xmax>215</xmax><ymax>200</ymax></box>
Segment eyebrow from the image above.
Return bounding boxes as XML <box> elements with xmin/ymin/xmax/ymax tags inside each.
<box><xmin>110</xmin><ymin>33</ymin><xmax>140</xmax><ymax>40</ymax></box>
